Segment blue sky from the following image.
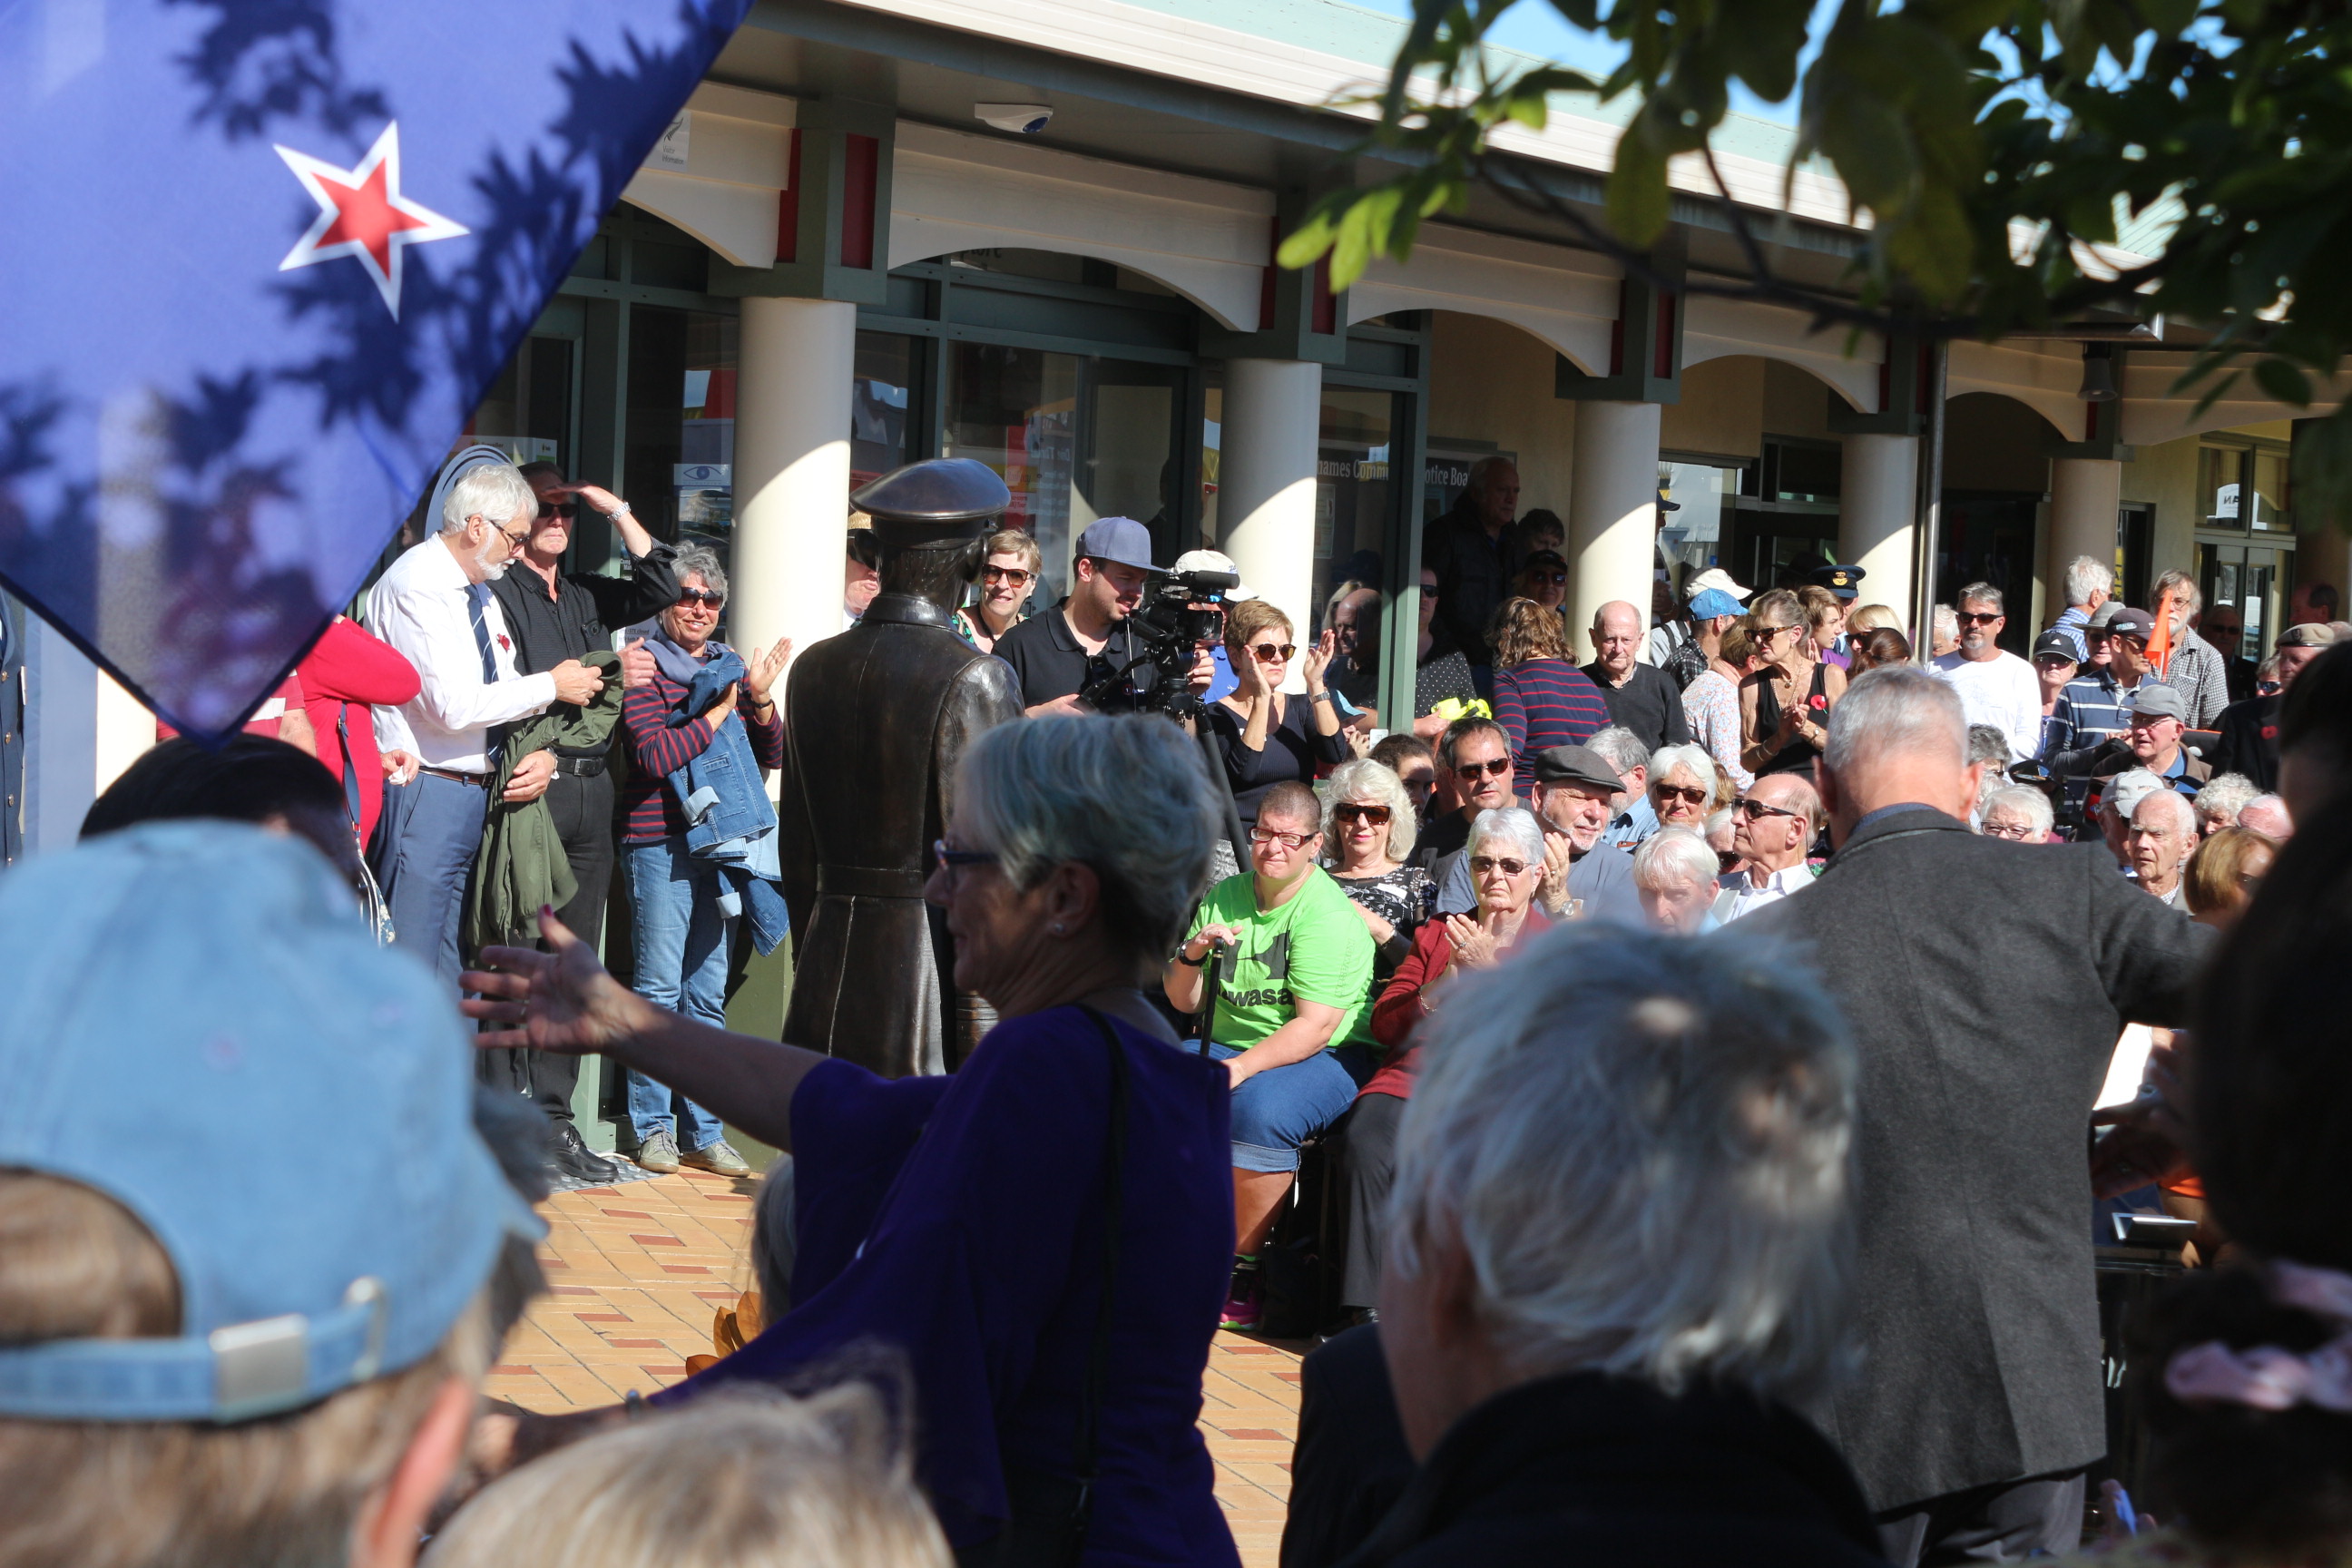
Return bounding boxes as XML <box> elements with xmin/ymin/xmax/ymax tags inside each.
<box><xmin>1344</xmin><ymin>0</ymin><xmax>1838</xmax><ymax>125</ymax></box>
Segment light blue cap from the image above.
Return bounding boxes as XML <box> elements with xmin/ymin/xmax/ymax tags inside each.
<box><xmin>0</xmin><ymin>822</ymin><xmax>541</xmax><ymax>1423</ymax></box>
<box><xmin>1688</xmin><ymin>588</ymin><xmax>1746</xmax><ymax>621</ymax></box>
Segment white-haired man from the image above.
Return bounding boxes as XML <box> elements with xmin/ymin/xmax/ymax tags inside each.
<box><xmin>2043</xmin><ymin>554</ymin><xmax>2112</xmax><ymax>662</ymax></box>
<box><xmin>1713</xmin><ymin>771</ymin><xmax>1820</xmax><ymax>922</ymax></box>
<box><xmin>1351</xmin><ymin>926</ymin><xmax>1882</xmax><ymax>1563</ymax></box>
<box><xmin>1745</xmin><ymin>664</ymin><xmax>2210</xmax><ymax>1566</ymax></box>
<box><xmin>2151</xmin><ymin>568</ymin><xmax>2230</xmax><ymax>727</ymax></box>
<box><xmin>368</xmin><ymin>457</ymin><xmax>604</xmax><ymax>982</ymax></box>
<box><xmin>2128</xmin><ymin>789</ymin><xmax>2198</xmax><ymax>908</ymax></box>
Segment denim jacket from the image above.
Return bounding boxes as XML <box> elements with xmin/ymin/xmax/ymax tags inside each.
<box><xmin>642</xmin><ymin>631</ymin><xmax>790</xmax><ymax>956</ymax></box>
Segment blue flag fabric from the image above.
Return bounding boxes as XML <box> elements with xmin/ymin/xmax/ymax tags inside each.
<box><xmin>0</xmin><ymin>1</ymin><xmax>751</xmax><ymax>739</ymax></box>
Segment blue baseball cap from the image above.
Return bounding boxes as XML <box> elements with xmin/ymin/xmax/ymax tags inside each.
<box><xmin>0</xmin><ymin>822</ymin><xmax>540</xmax><ymax>1423</ymax></box>
<box><xmin>1073</xmin><ymin>516</ymin><xmax>1162</xmax><ymax>573</ymax></box>
<box><xmin>1688</xmin><ymin>588</ymin><xmax>1746</xmax><ymax>621</ymax></box>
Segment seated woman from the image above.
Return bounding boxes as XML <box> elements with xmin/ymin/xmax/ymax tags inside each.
<box><xmin>1320</xmin><ymin>758</ymin><xmax>1434</xmax><ymax>982</ymax></box>
<box><xmin>1646</xmin><ymin>741</ymin><xmax>1735</xmax><ymax>836</ymax></box>
<box><xmin>464</xmin><ymin>716</ymin><xmax>1240</xmax><ymax>1568</ymax></box>
<box><xmin>1209</xmin><ymin>598</ymin><xmax>1348</xmax><ymax>828</ymax></box>
<box><xmin>1632</xmin><ymin>827</ymin><xmax>1722</xmax><ymax>934</ymax></box>
<box><xmin>1344</xmin><ymin>808</ymin><xmax>1551</xmax><ymax>1317</ymax></box>
<box><xmin>1163</xmin><ymin>779</ymin><xmax>1377</xmax><ymax>1332</ymax></box>
<box><xmin>1487</xmin><ymin>597</ymin><xmax>1611</xmax><ymax>800</ymax></box>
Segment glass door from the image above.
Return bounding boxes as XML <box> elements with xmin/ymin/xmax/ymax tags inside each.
<box><xmin>2196</xmin><ymin>540</ymin><xmax>2293</xmax><ymax>661</ymax></box>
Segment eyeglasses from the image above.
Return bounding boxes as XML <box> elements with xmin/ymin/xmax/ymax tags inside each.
<box><xmin>1249</xmin><ymin>826</ymin><xmax>1317</xmax><ymax>851</ymax></box>
<box><xmin>1333</xmin><ymin>802</ymin><xmax>1392</xmax><ymax>826</ymax></box>
<box><xmin>1734</xmin><ymin>798</ymin><xmax>1804</xmax><ymax>822</ymax></box>
<box><xmin>677</xmin><ymin>587</ymin><xmax>725</xmax><ymax>609</ymax></box>
<box><xmin>1652</xmin><ymin>783</ymin><xmax>1710</xmax><ymax>807</ymax></box>
<box><xmin>2258</xmin><ymin>679</ymin><xmax>2284</xmax><ymax>695</ymax></box>
<box><xmin>1955</xmin><ymin>612</ymin><xmax>2003</xmax><ymax>626</ymax></box>
<box><xmin>535</xmin><ymin>501</ymin><xmax>579</xmax><ymax>521</ymax></box>
<box><xmin>1455</xmin><ymin>756</ymin><xmax>1512</xmax><ymax>779</ymax></box>
<box><xmin>490</xmin><ymin>517</ymin><xmax>532</xmax><ymax>548</ymax></box>
<box><xmin>1981</xmin><ymin>819</ymin><xmax>2039</xmax><ymax>841</ymax></box>
<box><xmin>1250</xmin><ymin>642</ymin><xmax>1297</xmax><ymax>663</ymax></box>
<box><xmin>982</xmin><ymin>565</ymin><xmax>1035</xmax><ymax>587</ymax></box>
<box><xmin>931</xmin><ymin>839</ymin><xmax>998</xmax><ymax>884</ymax></box>
<box><xmin>1468</xmin><ymin>855</ymin><xmax>1529</xmax><ymax>877</ymax></box>
<box><xmin>1527</xmin><ymin>572</ymin><xmax>1567</xmax><ymax>586</ymax></box>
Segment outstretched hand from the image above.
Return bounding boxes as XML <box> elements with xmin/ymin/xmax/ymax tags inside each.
<box><xmin>460</xmin><ymin>908</ymin><xmax>653</xmax><ymax>1055</ymax></box>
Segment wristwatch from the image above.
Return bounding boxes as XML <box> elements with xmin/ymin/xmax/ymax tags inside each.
<box><xmin>1173</xmin><ymin>946</ymin><xmax>1207</xmax><ymax>968</ymax></box>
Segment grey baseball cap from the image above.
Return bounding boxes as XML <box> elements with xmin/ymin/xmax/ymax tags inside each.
<box><xmin>2129</xmin><ymin>682</ymin><xmax>2189</xmax><ymax>721</ymax></box>
<box><xmin>1073</xmin><ymin>517</ymin><xmax>1162</xmax><ymax>573</ymax></box>
<box><xmin>0</xmin><ymin>822</ymin><xmax>540</xmax><ymax>1423</ymax></box>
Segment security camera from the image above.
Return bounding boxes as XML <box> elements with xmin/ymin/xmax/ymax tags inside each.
<box><xmin>975</xmin><ymin>103</ymin><xmax>1053</xmax><ymax>134</ymax></box>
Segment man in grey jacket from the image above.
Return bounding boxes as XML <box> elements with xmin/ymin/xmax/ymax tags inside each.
<box><xmin>1748</xmin><ymin>665</ymin><xmax>2212</xmax><ymax>1566</ymax></box>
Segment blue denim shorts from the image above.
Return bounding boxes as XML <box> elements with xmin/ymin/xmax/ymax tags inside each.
<box><xmin>1208</xmin><ymin>1043</ymin><xmax>1376</xmax><ymax>1173</ymax></box>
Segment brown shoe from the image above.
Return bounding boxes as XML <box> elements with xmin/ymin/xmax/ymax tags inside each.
<box><xmin>681</xmin><ymin>1139</ymin><xmax>750</xmax><ymax>1177</ymax></box>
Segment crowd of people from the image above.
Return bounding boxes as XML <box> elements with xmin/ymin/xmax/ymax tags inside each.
<box><xmin>13</xmin><ymin>443</ymin><xmax>2352</xmax><ymax>1568</ymax></box>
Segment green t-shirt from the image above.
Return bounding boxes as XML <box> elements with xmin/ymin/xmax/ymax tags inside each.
<box><xmin>1185</xmin><ymin>867</ymin><xmax>1376</xmax><ymax>1052</ymax></box>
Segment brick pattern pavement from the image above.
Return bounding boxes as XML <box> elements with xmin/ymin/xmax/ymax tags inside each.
<box><xmin>497</xmin><ymin>1173</ymin><xmax>1304</xmax><ymax>1568</ymax></box>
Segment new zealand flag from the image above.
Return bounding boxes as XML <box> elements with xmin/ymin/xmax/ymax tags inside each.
<box><xmin>0</xmin><ymin>0</ymin><xmax>751</xmax><ymax>738</ymax></box>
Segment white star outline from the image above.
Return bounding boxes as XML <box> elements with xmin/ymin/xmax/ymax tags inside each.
<box><xmin>272</xmin><ymin>122</ymin><xmax>470</xmax><ymax>319</ymax></box>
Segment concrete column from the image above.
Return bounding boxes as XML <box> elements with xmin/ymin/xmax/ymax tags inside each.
<box><xmin>1839</xmin><ymin>434</ymin><xmax>1920</xmax><ymax>613</ymax></box>
<box><xmin>732</xmin><ymin>296</ymin><xmax>858</xmax><ymax>665</ymax></box>
<box><xmin>2047</xmin><ymin>456</ymin><xmax>2123</xmax><ymax>605</ymax></box>
<box><xmin>20</xmin><ymin>615</ymin><xmax>95</xmax><ymax>856</ymax></box>
<box><xmin>1218</xmin><ymin>358</ymin><xmax>1322</xmax><ymax>691</ymax></box>
<box><xmin>1567</xmin><ymin>400</ymin><xmax>1662</xmax><ymax>661</ymax></box>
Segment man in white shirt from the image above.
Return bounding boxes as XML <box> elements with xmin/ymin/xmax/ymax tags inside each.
<box><xmin>1715</xmin><ymin>771</ymin><xmax>1820</xmax><ymax>922</ymax></box>
<box><xmin>1932</xmin><ymin>582</ymin><xmax>2043</xmax><ymax>763</ymax></box>
<box><xmin>368</xmin><ymin>458</ymin><xmax>603</xmax><ymax>982</ymax></box>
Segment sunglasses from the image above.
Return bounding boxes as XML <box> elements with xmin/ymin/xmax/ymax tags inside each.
<box><xmin>1455</xmin><ymin>757</ymin><xmax>1513</xmax><ymax>779</ymax></box>
<box><xmin>1469</xmin><ymin>855</ymin><xmax>1529</xmax><ymax>877</ymax></box>
<box><xmin>1956</xmin><ymin>612</ymin><xmax>2003</xmax><ymax>626</ymax></box>
<box><xmin>1652</xmin><ymin>783</ymin><xmax>1710</xmax><ymax>806</ymax></box>
<box><xmin>1754</xmin><ymin>623</ymin><xmax>1795</xmax><ymax>642</ymax></box>
<box><xmin>982</xmin><ymin>565</ymin><xmax>1034</xmax><ymax>587</ymax></box>
<box><xmin>1333</xmin><ymin>802</ymin><xmax>1392</xmax><ymax>826</ymax></box>
<box><xmin>535</xmin><ymin>500</ymin><xmax>580</xmax><ymax>521</ymax></box>
<box><xmin>1249</xmin><ymin>826</ymin><xmax>1316</xmax><ymax>850</ymax></box>
<box><xmin>677</xmin><ymin>587</ymin><xmax>725</xmax><ymax>609</ymax></box>
<box><xmin>1734</xmin><ymin>798</ymin><xmax>1804</xmax><ymax>821</ymax></box>
<box><xmin>1526</xmin><ymin>572</ymin><xmax>1566</xmax><ymax>586</ymax></box>
<box><xmin>1250</xmin><ymin>642</ymin><xmax>1297</xmax><ymax>663</ymax></box>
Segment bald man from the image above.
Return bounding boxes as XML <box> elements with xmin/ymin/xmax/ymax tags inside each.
<box><xmin>1580</xmin><ymin>600</ymin><xmax>1689</xmax><ymax>751</ymax></box>
<box><xmin>1714</xmin><ymin>771</ymin><xmax>1821</xmax><ymax>922</ymax></box>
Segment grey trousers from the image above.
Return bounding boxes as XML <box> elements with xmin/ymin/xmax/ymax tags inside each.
<box><xmin>1877</xmin><ymin>1470</ymin><xmax>2086</xmax><ymax>1567</ymax></box>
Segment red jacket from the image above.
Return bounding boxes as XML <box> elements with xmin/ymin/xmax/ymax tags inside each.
<box><xmin>298</xmin><ymin>617</ymin><xmax>421</xmax><ymax>847</ymax></box>
<box><xmin>1364</xmin><ymin>906</ymin><xmax>1551</xmax><ymax>1100</ymax></box>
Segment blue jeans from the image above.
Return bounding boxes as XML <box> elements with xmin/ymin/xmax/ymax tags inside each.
<box><xmin>373</xmin><ymin>772</ymin><xmax>485</xmax><ymax>985</ymax></box>
<box><xmin>1209</xmin><ymin>1043</ymin><xmax>1376</xmax><ymax>1173</ymax></box>
<box><xmin>625</xmin><ymin>837</ymin><xmax>731</xmax><ymax>1151</ymax></box>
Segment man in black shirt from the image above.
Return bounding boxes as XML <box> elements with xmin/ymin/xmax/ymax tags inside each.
<box><xmin>1422</xmin><ymin>456</ymin><xmax>1518</xmax><ymax>675</ymax></box>
<box><xmin>488</xmin><ymin>462</ymin><xmax>681</xmax><ymax>1181</ymax></box>
<box><xmin>1581</xmin><ymin>599</ymin><xmax>1689</xmax><ymax>750</ymax></box>
<box><xmin>993</xmin><ymin>517</ymin><xmax>1158</xmax><ymax>714</ymax></box>
<box><xmin>2210</xmin><ymin>620</ymin><xmax>2337</xmax><ymax>792</ymax></box>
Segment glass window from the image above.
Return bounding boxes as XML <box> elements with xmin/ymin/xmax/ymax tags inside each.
<box><xmin>2200</xmin><ymin>446</ymin><xmax>2247</xmax><ymax>529</ymax></box>
<box><xmin>852</xmin><ymin>332</ymin><xmax>915</xmax><ymax>489</ymax></box>
<box><xmin>624</xmin><ymin>308</ymin><xmax>737</xmax><ymax>546</ymax></box>
<box><xmin>2251</xmin><ymin>448</ymin><xmax>2290</xmax><ymax>531</ymax></box>
<box><xmin>943</xmin><ymin>344</ymin><xmax>1080</xmax><ymax>593</ymax></box>
<box><xmin>1317</xmin><ymin>388</ymin><xmax>1398</xmax><ymax>626</ymax></box>
<box><xmin>1657</xmin><ymin>460</ymin><xmax>1737</xmax><ymax>591</ymax></box>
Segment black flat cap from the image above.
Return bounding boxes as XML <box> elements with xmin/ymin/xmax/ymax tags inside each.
<box><xmin>1533</xmin><ymin>743</ymin><xmax>1622</xmax><ymax>793</ymax></box>
<box><xmin>851</xmin><ymin>458</ymin><xmax>1011</xmax><ymax>542</ymax></box>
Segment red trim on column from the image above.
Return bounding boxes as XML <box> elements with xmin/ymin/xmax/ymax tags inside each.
<box><xmin>1652</xmin><ymin>289</ymin><xmax>1676</xmax><ymax>379</ymax></box>
<box><xmin>1877</xmin><ymin>358</ymin><xmax>1893</xmax><ymax>414</ymax></box>
<box><xmin>1310</xmin><ymin>255</ymin><xmax>1336</xmax><ymax>337</ymax></box>
<box><xmin>775</xmin><ymin>129</ymin><xmax>802</xmax><ymax>264</ymax></box>
<box><xmin>2085</xmin><ymin>398</ymin><xmax>2102</xmax><ymax>442</ymax></box>
<box><xmin>839</xmin><ymin>133</ymin><xmax>879</xmax><ymax>270</ymax></box>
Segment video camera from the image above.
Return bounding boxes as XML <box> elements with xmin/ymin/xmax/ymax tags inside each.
<box><xmin>1076</xmin><ymin>567</ymin><xmax>1240</xmax><ymax>721</ymax></box>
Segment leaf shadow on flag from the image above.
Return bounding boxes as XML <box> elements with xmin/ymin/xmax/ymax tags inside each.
<box><xmin>0</xmin><ymin>0</ymin><xmax>746</xmax><ymax>740</ymax></box>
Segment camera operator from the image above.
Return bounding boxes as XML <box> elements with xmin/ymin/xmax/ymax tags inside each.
<box><xmin>996</xmin><ymin>518</ymin><xmax>1176</xmax><ymax>715</ymax></box>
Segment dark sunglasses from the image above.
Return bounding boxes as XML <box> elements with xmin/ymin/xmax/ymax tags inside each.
<box><xmin>1955</xmin><ymin>612</ymin><xmax>2002</xmax><ymax>626</ymax></box>
<box><xmin>1734</xmin><ymin>798</ymin><xmax>1803</xmax><ymax>821</ymax></box>
<box><xmin>1333</xmin><ymin>802</ymin><xmax>1392</xmax><ymax>826</ymax></box>
<box><xmin>1653</xmin><ymin>783</ymin><xmax>1710</xmax><ymax>806</ymax></box>
<box><xmin>677</xmin><ymin>587</ymin><xmax>725</xmax><ymax>609</ymax></box>
<box><xmin>1250</xmin><ymin>642</ymin><xmax>1297</xmax><ymax>662</ymax></box>
<box><xmin>1469</xmin><ymin>855</ymin><xmax>1529</xmax><ymax>877</ymax></box>
<box><xmin>535</xmin><ymin>500</ymin><xmax>580</xmax><ymax>521</ymax></box>
<box><xmin>982</xmin><ymin>565</ymin><xmax>1034</xmax><ymax>586</ymax></box>
<box><xmin>1526</xmin><ymin>572</ymin><xmax>1567</xmax><ymax>586</ymax></box>
<box><xmin>1455</xmin><ymin>757</ymin><xmax>1513</xmax><ymax>779</ymax></box>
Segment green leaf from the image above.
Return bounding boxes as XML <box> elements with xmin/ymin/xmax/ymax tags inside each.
<box><xmin>1606</xmin><ymin>120</ymin><xmax>1672</xmax><ymax>246</ymax></box>
<box><xmin>2291</xmin><ymin>407</ymin><xmax>2352</xmax><ymax>534</ymax></box>
<box><xmin>2254</xmin><ymin>358</ymin><xmax>2314</xmax><ymax>408</ymax></box>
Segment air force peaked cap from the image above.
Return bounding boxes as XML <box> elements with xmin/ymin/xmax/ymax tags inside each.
<box><xmin>0</xmin><ymin>822</ymin><xmax>540</xmax><ymax>1423</ymax></box>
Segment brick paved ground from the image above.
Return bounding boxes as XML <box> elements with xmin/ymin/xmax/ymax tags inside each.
<box><xmin>495</xmin><ymin>1172</ymin><xmax>1303</xmax><ymax>1568</ymax></box>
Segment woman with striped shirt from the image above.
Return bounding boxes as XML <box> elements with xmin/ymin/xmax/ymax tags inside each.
<box><xmin>1486</xmin><ymin>596</ymin><xmax>1612</xmax><ymax>799</ymax></box>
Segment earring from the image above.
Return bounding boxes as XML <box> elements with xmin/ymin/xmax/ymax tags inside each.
<box><xmin>1052</xmin><ymin>923</ymin><xmax>1067</xmax><ymax>935</ymax></box>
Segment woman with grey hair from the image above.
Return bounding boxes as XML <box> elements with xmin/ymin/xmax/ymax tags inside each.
<box><xmin>1360</xmin><ymin>926</ymin><xmax>1880</xmax><ymax>1564</ymax></box>
<box><xmin>465</xmin><ymin>716</ymin><xmax>1242</xmax><ymax>1567</ymax></box>
<box><xmin>1646</xmin><ymin>741</ymin><xmax>1731</xmax><ymax>833</ymax></box>
<box><xmin>1632</xmin><ymin>827</ymin><xmax>1722</xmax><ymax>933</ymax></box>
<box><xmin>1979</xmin><ymin>785</ymin><xmax>2057</xmax><ymax>843</ymax></box>
<box><xmin>1320</xmin><ymin>758</ymin><xmax>1432</xmax><ymax>978</ymax></box>
<box><xmin>1341</xmin><ymin>808</ymin><xmax>1552</xmax><ymax>1316</ymax></box>
<box><xmin>612</xmin><ymin>544</ymin><xmax>792</xmax><ymax>1177</ymax></box>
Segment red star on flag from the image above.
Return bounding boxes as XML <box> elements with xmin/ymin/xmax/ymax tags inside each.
<box><xmin>274</xmin><ymin>122</ymin><xmax>468</xmax><ymax>319</ymax></box>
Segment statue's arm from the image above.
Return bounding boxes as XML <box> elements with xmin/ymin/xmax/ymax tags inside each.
<box><xmin>936</xmin><ymin>656</ymin><xmax>1025</xmax><ymax>836</ymax></box>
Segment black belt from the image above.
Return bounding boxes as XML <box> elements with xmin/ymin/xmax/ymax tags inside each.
<box><xmin>552</xmin><ymin>754</ymin><xmax>606</xmax><ymax>778</ymax></box>
<box><xmin>817</xmin><ymin>864</ymin><xmax>930</xmax><ymax>898</ymax></box>
<box><xmin>417</xmin><ymin>765</ymin><xmax>488</xmax><ymax>788</ymax></box>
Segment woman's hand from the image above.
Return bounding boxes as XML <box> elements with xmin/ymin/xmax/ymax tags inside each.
<box><xmin>462</xmin><ymin>908</ymin><xmax>657</xmax><ymax>1055</ymax></box>
<box><xmin>1445</xmin><ymin>912</ymin><xmax>1501</xmax><ymax>970</ymax></box>
<box><xmin>1303</xmin><ymin>629</ymin><xmax>1336</xmax><ymax>690</ymax></box>
<box><xmin>1535</xmin><ymin>830</ymin><xmax>1574</xmax><ymax>913</ymax></box>
<box><xmin>704</xmin><ymin>680</ymin><xmax>740</xmax><ymax>729</ymax></box>
<box><xmin>1180</xmin><ymin>923</ymin><xmax>1244</xmax><ymax>965</ymax></box>
<box><xmin>1228</xmin><ymin>644</ymin><xmax>1267</xmax><ymax>702</ymax></box>
<box><xmin>742</xmin><ymin>637</ymin><xmax>792</xmax><ymax>708</ymax></box>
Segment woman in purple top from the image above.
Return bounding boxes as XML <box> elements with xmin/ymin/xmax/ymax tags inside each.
<box><xmin>466</xmin><ymin>716</ymin><xmax>1239</xmax><ymax>1568</ymax></box>
<box><xmin>1486</xmin><ymin>597</ymin><xmax>1612</xmax><ymax>799</ymax></box>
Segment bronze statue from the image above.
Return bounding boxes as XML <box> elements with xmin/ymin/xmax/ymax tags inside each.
<box><xmin>775</xmin><ymin>459</ymin><xmax>1024</xmax><ymax>1076</ymax></box>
